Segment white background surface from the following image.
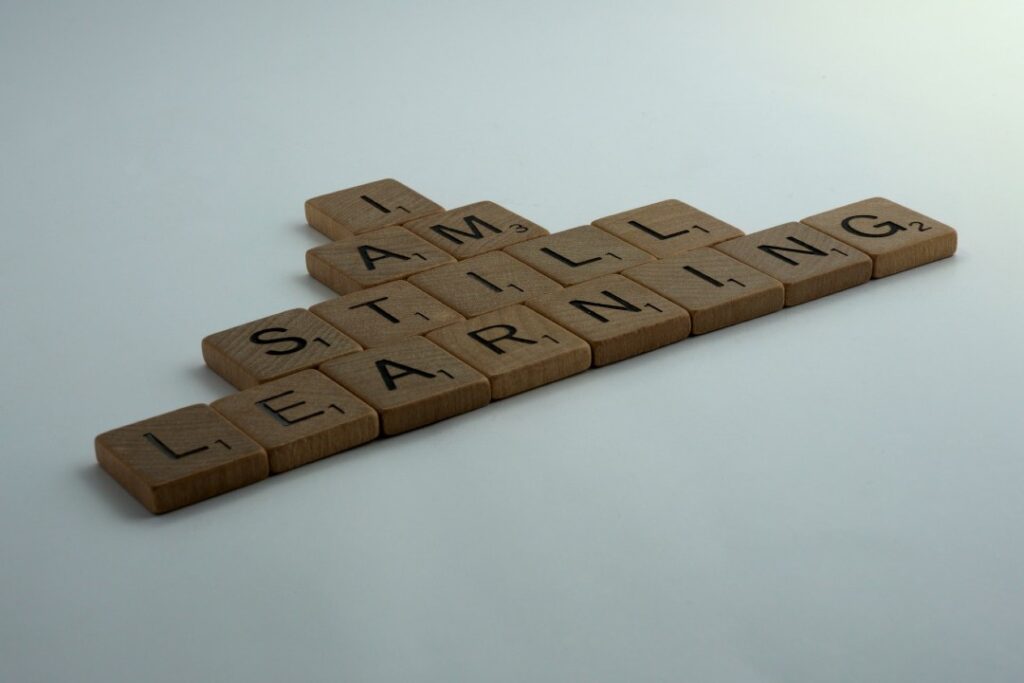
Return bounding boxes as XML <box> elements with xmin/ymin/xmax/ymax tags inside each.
<box><xmin>2</xmin><ymin>2</ymin><xmax>1023</xmax><ymax>681</ymax></box>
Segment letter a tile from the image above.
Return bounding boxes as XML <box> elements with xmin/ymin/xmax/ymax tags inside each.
<box><xmin>426</xmin><ymin>305</ymin><xmax>591</xmax><ymax>399</ymax></box>
<box><xmin>624</xmin><ymin>248</ymin><xmax>784</xmax><ymax>334</ymax></box>
<box><xmin>715</xmin><ymin>223</ymin><xmax>872</xmax><ymax>306</ymax></box>
<box><xmin>403</xmin><ymin>201</ymin><xmax>549</xmax><ymax>259</ymax></box>
<box><xmin>309</xmin><ymin>281</ymin><xmax>464</xmax><ymax>348</ymax></box>
<box><xmin>211</xmin><ymin>370</ymin><xmax>379</xmax><ymax>473</ymax></box>
<box><xmin>526</xmin><ymin>275</ymin><xmax>691</xmax><ymax>366</ymax></box>
<box><xmin>305</xmin><ymin>178</ymin><xmax>444</xmax><ymax>240</ymax></box>
<box><xmin>801</xmin><ymin>197</ymin><xmax>957</xmax><ymax>278</ymax></box>
<box><xmin>306</xmin><ymin>226</ymin><xmax>456</xmax><ymax>294</ymax></box>
<box><xmin>95</xmin><ymin>404</ymin><xmax>268</xmax><ymax>514</ymax></box>
<box><xmin>202</xmin><ymin>308</ymin><xmax>362</xmax><ymax>389</ymax></box>
<box><xmin>319</xmin><ymin>336</ymin><xmax>490</xmax><ymax>435</ymax></box>
<box><xmin>592</xmin><ymin>199</ymin><xmax>744</xmax><ymax>258</ymax></box>
<box><xmin>503</xmin><ymin>226</ymin><xmax>654</xmax><ymax>286</ymax></box>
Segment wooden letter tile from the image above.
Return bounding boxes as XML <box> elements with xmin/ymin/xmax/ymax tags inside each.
<box><xmin>592</xmin><ymin>199</ymin><xmax>744</xmax><ymax>258</ymax></box>
<box><xmin>403</xmin><ymin>201</ymin><xmax>549</xmax><ymax>259</ymax></box>
<box><xmin>305</xmin><ymin>178</ymin><xmax>443</xmax><ymax>240</ymax></box>
<box><xmin>503</xmin><ymin>225</ymin><xmax>654</xmax><ymax>286</ymax></box>
<box><xmin>202</xmin><ymin>308</ymin><xmax>361</xmax><ymax>389</ymax></box>
<box><xmin>306</xmin><ymin>226</ymin><xmax>456</xmax><ymax>294</ymax></box>
<box><xmin>309</xmin><ymin>280</ymin><xmax>464</xmax><ymax>348</ymax></box>
<box><xmin>426</xmin><ymin>305</ymin><xmax>591</xmax><ymax>399</ymax></box>
<box><xmin>715</xmin><ymin>223</ymin><xmax>872</xmax><ymax>306</ymax></box>
<box><xmin>526</xmin><ymin>275</ymin><xmax>691</xmax><ymax>366</ymax></box>
<box><xmin>95</xmin><ymin>404</ymin><xmax>268</xmax><ymax>514</ymax></box>
<box><xmin>407</xmin><ymin>251</ymin><xmax>562</xmax><ymax>317</ymax></box>
<box><xmin>623</xmin><ymin>248</ymin><xmax>784</xmax><ymax>334</ymax></box>
<box><xmin>211</xmin><ymin>370</ymin><xmax>379</xmax><ymax>473</ymax></box>
<box><xmin>801</xmin><ymin>197</ymin><xmax>957</xmax><ymax>278</ymax></box>
<box><xmin>319</xmin><ymin>336</ymin><xmax>490</xmax><ymax>435</ymax></box>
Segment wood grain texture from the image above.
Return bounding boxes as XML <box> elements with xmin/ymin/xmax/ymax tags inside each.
<box><xmin>623</xmin><ymin>248</ymin><xmax>785</xmax><ymax>334</ymax></box>
<box><xmin>426</xmin><ymin>304</ymin><xmax>591</xmax><ymax>399</ymax></box>
<box><xmin>801</xmin><ymin>197</ymin><xmax>957</xmax><ymax>278</ymax></box>
<box><xmin>503</xmin><ymin>225</ymin><xmax>654</xmax><ymax>286</ymax></box>
<box><xmin>305</xmin><ymin>178</ymin><xmax>443</xmax><ymax>240</ymax></box>
<box><xmin>525</xmin><ymin>274</ymin><xmax>691</xmax><ymax>366</ymax></box>
<box><xmin>592</xmin><ymin>199</ymin><xmax>744</xmax><ymax>258</ymax></box>
<box><xmin>210</xmin><ymin>370</ymin><xmax>379</xmax><ymax>473</ymax></box>
<box><xmin>202</xmin><ymin>308</ymin><xmax>361</xmax><ymax>389</ymax></box>
<box><xmin>407</xmin><ymin>251</ymin><xmax>562</xmax><ymax>317</ymax></box>
<box><xmin>715</xmin><ymin>223</ymin><xmax>872</xmax><ymax>306</ymax></box>
<box><xmin>306</xmin><ymin>226</ymin><xmax>456</xmax><ymax>294</ymax></box>
<box><xmin>319</xmin><ymin>336</ymin><xmax>490</xmax><ymax>435</ymax></box>
<box><xmin>309</xmin><ymin>280</ymin><xmax>464</xmax><ymax>348</ymax></box>
<box><xmin>95</xmin><ymin>404</ymin><xmax>268</xmax><ymax>514</ymax></box>
<box><xmin>403</xmin><ymin>201</ymin><xmax>549</xmax><ymax>259</ymax></box>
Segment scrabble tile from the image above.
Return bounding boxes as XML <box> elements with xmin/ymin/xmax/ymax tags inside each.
<box><xmin>95</xmin><ymin>404</ymin><xmax>268</xmax><ymax>514</ymax></box>
<box><xmin>319</xmin><ymin>336</ymin><xmax>490</xmax><ymax>435</ymax></box>
<box><xmin>801</xmin><ymin>197</ymin><xmax>958</xmax><ymax>278</ymax></box>
<box><xmin>503</xmin><ymin>225</ymin><xmax>654</xmax><ymax>286</ymax></box>
<box><xmin>426</xmin><ymin>305</ymin><xmax>591</xmax><ymax>399</ymax></box>
<box><xmin>309</xmin><ymin>281</ymin><xmax>464</xmax><ymax>348</ymax></box>
<box><xmin>525</xmin><ymin>275</ymin><xmax>691</xmax><ymax>366</ymax></box>
<box><xmin>306</xmin><ymin>226</ymin><xmax>456</xmax><ymax>294</ymax></box>
<box><xmin>202</xmin><ymin>308</ymin><xmax>361</xmax><ymax>389</ymax></box>
<box><xmin>211</xmin><ymin>370</ymin><xmax>379</xmax><ymax>473</ymax></box>
<box><xmin>305</xmin><ymin>178</ymin><xmax>443</xmax><ymax>240</ymax></box>
<box><xmin>624</xmin><ymin>248</ymin><xmax>785</xmax><ymax>334</ymax></box>
<box><xmin>403</xmin><ymin>201</ymin><xmax>549</xmax><ymax>259</ymax></box>
<box><xmin>407</xmin><ymin>251</ymin><xmax>562</xmax><ymax>317</ymax></box>
<box><xmin>715</xmin><ymin>223</ymin><xmax>872</xmax><ymax>306</ymax></box>
<box><xmin>592</xmin><ymin>199</ymin><xmax>744</xmax><ymax>258</ymax></box>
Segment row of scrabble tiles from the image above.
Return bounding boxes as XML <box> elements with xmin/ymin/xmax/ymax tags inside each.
<box><xmin>95</xmin><ymin>179</ymin><xmax>958</xmax><ymax>513</ymax></box>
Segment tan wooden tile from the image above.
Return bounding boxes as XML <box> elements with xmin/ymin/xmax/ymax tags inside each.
<box><xmin>801</xmin><ymin>197</ymin><xmax>958</xmax><ymax>278</ymax></box>
<box><xmin>403</xmin><ymin>201</ymin><xmax>549</xmax><ymax>259</ymax></box>
<box><xmin>305</xmin><ymin>178</ymin><xmax>443</xmax><ymax>240</ymax></box>
<box><xmin>592</xmin><ymin>199</ymin><xmax>744</xmax><ymax>258</ymax></box>
<box><xmin>309</xmin><ymin>281</ymin><xmax>464</xmax><ymax>348</ymax></box>
<box><xmin>426</xmin><ymin>305</ymin><xmax>590</xmax><ymax>399</ymax></box>
<box><xmin>407</xmin><ymin>251</ymin><xmax>562</xmax><ymax>317</ymax></box>
<box><xmin>319</xmin><ymin>336</ymin><xmax>490</xmax><ymax>435</ymax></box>
<box><xmin>525</xmin><ymin>275</ymin><xmax>690</xmax><ymax>366</ymax></box>
<box><xmin>210</xmin><ymin>370</ymin><xmax>379</xmax><ymax>473</ymax></box>
<box><xmin>202</xmin><ymin>308</ymin><xmax>361</xmax><ymax>389</ymax></box>
<box><xmin>95</xmin><ymin>404</ymin><xmax>268</xmax><ymax>514</ymax></box>
<box><xmin>715</xmin><ymin>223</ymin><xmax>872</xmax><ymax>306</ymax></box>
<box><xmin>623</xmin><ymin>248</ymin><xmax>785</xmax><ymax>334</ymax></box>
<box><xmin>503</xmin><ymin>225</ymin><xmax>654</xmax><ymax>286</ymax></box>
<box><xmin>306</xmin><ymin>226</ymin><xmax>456</xmax><ymax>294</ymax></box>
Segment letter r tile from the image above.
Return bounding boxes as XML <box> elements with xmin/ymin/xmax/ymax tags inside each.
<box><xmin>801</xmin><ymin>197</ymin><xmax>957</xmax><ymax>278</ymax></box>
<box><xmin>503</xmin><ymin>226</ymin><xmax>654</xmax><ymax>286</ymax></box>
<box><xmin>306</xmin><ymin>226</ymin><xmax>456</xmax><ymax>294</ymax></box>
<box><xmin>715</xmin><ymin>223</ymin><xmax>872</xmax><ymax>306</ymax></box>
<box><xmin>403</xmin><ymin>201</ymin><xmax>549</xmax><ymax>259</ymax></box>
<box><xmin>426</xmin><ymin>305</ymin><xmax>591</xmax><ymax>399</ymax></box>
<box><xmin>95</xmin><ymin>404</ymin><xmax>268</xmax><ymax>514</ymax></box>
<box><xmin>211</xmin><ymin>370</ymin><xmax>379</xmax><ymax>473</ymax></box>
<box><xmin>526</xmin><ymin>275</ymin><xmax>691</xmax><ymax>366</ymax></box>
<box><xmin>305</xmin><ymin>178</ymin><xmax>444</xmax><ymax>240</ymax></box>
<box><xmin>319</xmin><ymin>336</ymin><xmax>490</xmax><ymax>435</ymax></box>
<box><xmin>202</xmin><ymin>308</ymin><xmax>362</xmax><ymax>389</ymax></box>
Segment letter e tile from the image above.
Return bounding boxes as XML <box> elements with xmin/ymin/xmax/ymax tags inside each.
<box><xmin>211</xmin><ymin>370</ymin><xmax>379</xmax><ymax>473</ymax></box>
